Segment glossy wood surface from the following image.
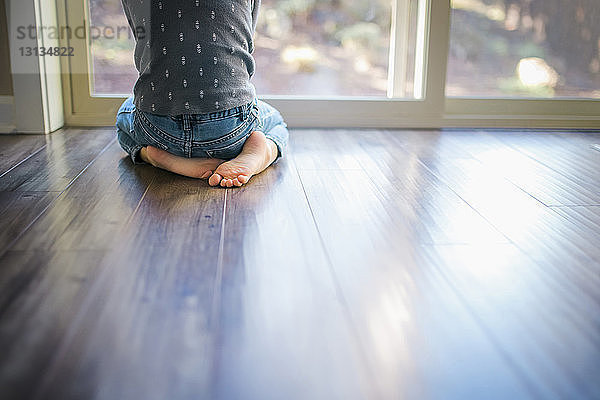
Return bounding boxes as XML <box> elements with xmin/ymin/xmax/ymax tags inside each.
<box><xmin>0</xmin><ymin>128</ymin><xmax>598</xmax><ymax>400</ymax></box>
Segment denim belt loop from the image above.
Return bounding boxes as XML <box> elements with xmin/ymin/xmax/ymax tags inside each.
<box><xmin>182</xmin><ymin>114</ymin><xmax>191</xmax><ymax>132</ymax></box>
<box><xmin>182</xmin><ymin>115</ymin><xmax>192</xmax><ymax>157</ymax></box>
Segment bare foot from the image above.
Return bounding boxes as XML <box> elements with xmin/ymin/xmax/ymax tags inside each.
<box><xmin>141</xmin><ymin>146</ymin><xmax>225</xmax><ymax>179</ymax></box>
<box><xmin>208</xmin><ymin>131</ymin><xmax>278</xmax><ymax>187</ymax></box>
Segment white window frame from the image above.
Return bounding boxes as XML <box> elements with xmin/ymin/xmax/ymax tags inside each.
<box><xmin>6</xmin><ymin>0</ymin><xmax>64</xmax><ymax>134</ymax></box>
<box><xmin>56</xmin><ymin>0</ymin><xmax>600</xmax><ymax>129</ymax></box>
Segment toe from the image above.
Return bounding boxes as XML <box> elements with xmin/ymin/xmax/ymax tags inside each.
<box><xmin>209</xmin><ymin>173</ymin><xmax>222</xmax><ymax>186</ymax></box>
<box><xmin>238</xmin><ymin>175</ymin><xmax>250</xmax><ymax>184</ymax></box>
<box><xmin>232</xmin><ymin>178</ymin><xmax>242</xmax><ymax>187</ymax></box>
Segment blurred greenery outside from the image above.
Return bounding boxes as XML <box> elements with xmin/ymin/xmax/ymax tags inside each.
<box><xmin>89</xmin><ymin>0</ymin><xmax>600</xmax><ymax>98</ymax></box>
<box><xmin>449</xmin><ymin>0</ymin><xmax>600</xmax><ymax>97</ymax></box>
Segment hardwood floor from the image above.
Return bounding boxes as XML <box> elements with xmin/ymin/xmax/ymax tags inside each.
<box><xmin>0</xmin><ymin>128</ymin><xmax>598</xmax><ymax>400</ymax></box>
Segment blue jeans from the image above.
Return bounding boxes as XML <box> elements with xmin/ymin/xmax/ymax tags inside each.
<box><xmin>116</xmin><ymin>96</ymin><xmax>289</xmax><ymax>164</ymax></box>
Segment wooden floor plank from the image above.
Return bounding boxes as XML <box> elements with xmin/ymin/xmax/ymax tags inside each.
<box><xmin>0</xmin><ymin>191</ymin><xmax>57</xmax><ymax>255</ymax></box>
<box><xmin>345</xmin><ymin>130</ymin><xmax>508</xmax><ymax>245</ymax></box>
<box><xmin>549</xmin><ymin>205</ymin><xmax>600</xmax><ymax>261</ymax></box>
<box><xmin>550</xmin><ymin>205</ymin><xmax>600</xmax><ymax>233</ymax></box>
<box><xmin>0</xmin><ymin>143</ymin><xmax>155</xmax><ymax>314</ymax></box>
<box><xmin>0</xmin><ymin>143</ymin><xmax>160</xmax><ymax>399</ymax></box>
<box><xmin>291</xmin><ymin>129</ymin><xmax>364</xmax><ymax>170</ymax></box>
<box><xmin>0</xmin><ymin>128</ymin><xmax>115</xmax><ymax>192</ymax></box>
<box><xmin>8</xmin><ymin>143</ymin><xmax>153</xmax><ymax>252</ymax></box>
<box><xmin>385</xmin><ymin>129</ymin><xmax>473</xmax><ymax>161</ymax></box>
<box><xmin>0</xmin><ymin>128</ymin><xmax>598</xmax><ymax>400</ymax></box>
<box><xmin>0</xmin><ymin>250</ymin><xmax>107</xmax><ymax>400</ymax></box>
<box><xmin>0</xmin><ymin>134</ymin><xmax>47</xmax><ymax>177</ymax></box>
<box><xmin>214</xmin><ymin>155</ymin><xmax>375</xmax><ymax>400</ymax></box>
<box><xmin>0</xmin><ymin>141</ymin><xmax>156</xmax><ymax>396</ymax></box>
<box><xmin>30</xmin><ymin>167</ymin><xmax>225</xmax><ymax>400</ymax></box>
<box><xmin>492</xmin><ymin>131</ymin><xmax>600</xmax><ymax>172</ymax></box>
<box><xmin>422</xmin><ymin>243</ymin><xmax>600</xmax><ymax>399</ymax></box>
<box><xmin>0</xmin><ymin>129</ymin><xmax>118</xmax><ymax>258</ymax></box>
<box><xmin>418</xmin><ymin>157</ymin><xmax>600</xmax><ymax>308</ymax></box>
<box><xmin>297</xmin><ymin>167</ymin><xmax>533</xmax><ymax>399</ymax></box>
<box><xmin>480</xmin><ymin>131</ymin><xmax>600</xmax><ymax>206</ymax></box>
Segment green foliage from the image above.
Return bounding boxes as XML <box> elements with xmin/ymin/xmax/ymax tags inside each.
<box><xmin>489</xmin><ymin>37</ymin><xmax>509</xmax><ymax>56</ymax></box>
<box><xmin>261</xmin><ymin>0</ymin><xmax>392</xmax><ymax>65</ymax></box>
<box><xmin>277</xmin><ymin>0</ymin><xmax>317</xmax><ymax>15</ymax></box>
<box><xmin>508</xmin><ymin>0</ymin><xmax>600</xmax><ymax>73</ymax></box>
<box><xmin>498</xmin><ymin>76</ymin><xmax>555</xmax><ymax>97</ymax></box>
<box><xmin>515</xmin><ymin>42</ymin><xmax>545</xmax><ymax>59</ymax></box>
<box><xmin>335</xmin><ymin>22</ymin><xmax>382</xmax><ymax>49</ymax></box>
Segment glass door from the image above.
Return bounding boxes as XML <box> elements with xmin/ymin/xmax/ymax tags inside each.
<box><xmin>444</xmin><ymin>0</ymin><xmax>600</xmax><ymax>127</ymax></box>
<box><xmin>58</xmin><ymin>0</ymin><xmax>600</xmax><ymax>128</ymax></box>
<box><xmin>57</xmin><ymin>0</ymin><xmax>448</xmax><ymax>126</ymax></box>
<box><xmin>447</xmin><ymin>0</ymin><xmax>600</xmax><ymax>98</ymax></box>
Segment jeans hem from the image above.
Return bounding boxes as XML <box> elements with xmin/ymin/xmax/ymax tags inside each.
<box><xmin>131</xmin><ymin>145</ymin><xmax>146</xmax><ymax>165</ymax></box>
<box><xmin>264</xmin><ymin>133</ymin><xmax>285</xmax><ymax>163</ymax></box>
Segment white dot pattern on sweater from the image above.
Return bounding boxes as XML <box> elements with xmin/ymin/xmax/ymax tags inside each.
<box><xmin>125</xmin><ymin>0</ymin><xmax>259</xmax><ymax>115</ymax></box>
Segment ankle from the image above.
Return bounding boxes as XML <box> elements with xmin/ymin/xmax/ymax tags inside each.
<box><xmin>140</xmin><ymin>147</ymin><xmax>151</xmax><ymax>164</ymax></box>
<box><xmin>265</xmin><ymin>139</ymin><xmax>278</xmax><ymax>163</ymax></box>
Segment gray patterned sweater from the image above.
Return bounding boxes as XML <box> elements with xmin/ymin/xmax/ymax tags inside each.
<box><xmin>121</xmin><ymin>0</ymin><xmax>260</xmax><ymax>115</ymax></box>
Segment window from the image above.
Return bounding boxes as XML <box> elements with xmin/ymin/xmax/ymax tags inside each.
<box><xmin>88</xmin><ymin>0</ymin><xmax>137</xmax><ymax>95</ymax></box>
<box><xmin>88</xmin><ymin>0</ymin><xmax>424</xmax><ymax>99</ymax></box>
<box><xmin>447</xmin><ymin>0</ymin><xmax>600</xmax><ymax>98</ymax></box>
<box><xmin>254</xmin><ymin>0</ymin><xmax>394</xmax><ymax>97</ymax></box>
<box><xmin>57</xmin><ymin>0</ymin><xmax>600</xmax><ymax>128</ymax></box>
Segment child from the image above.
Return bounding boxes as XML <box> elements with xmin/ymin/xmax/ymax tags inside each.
<box><xmin>116</xmin><ymin>0</ymin><xmax>289</xmax><ymax>187</ymax></box>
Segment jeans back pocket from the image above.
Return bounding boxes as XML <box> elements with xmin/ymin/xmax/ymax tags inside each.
<box><xmin>194</xmin><ymin>103</ymin><xmax>259</xmax><ymax>159</ymax></box>
<box><xmin>205</xmin><ymin>132</ymin><xmax>252</xmax><ymax>159</ymax></box>
<box><xmin>134</xmin><ymin>110</ymin><xmax>187</xmax><ymax>156</ymax></box>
